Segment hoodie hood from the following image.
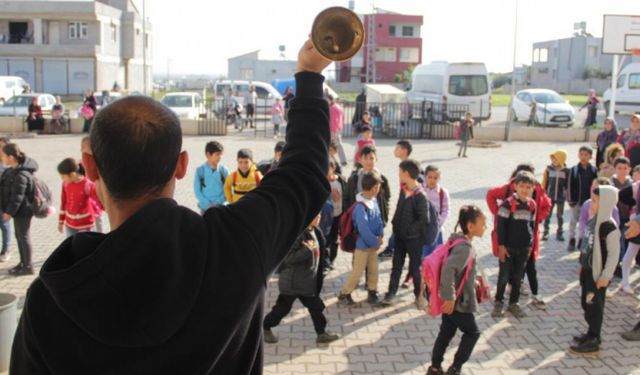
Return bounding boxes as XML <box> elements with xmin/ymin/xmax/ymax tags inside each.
<box><xmin>39</xmin><ymin>199</ymin><xmax>208</xmax><ymax>348</ymax></box>
<box><xmin>356</xmin><ymin>192</ymin><xmax>376</xmax><ymax>209</ymax></box>
<box><xmin>550</xmin><ymin>150</ymin><xmax>568</xmax><ymax>167</ymax></box>
<box><xmin>593</xmin><ymin>185</ymin><xmax>618</xmax><ymax>282</ymax></box>
<box><xmin>18</xmin><ymin>157</ymin><xmax>38</xmax><ymax>173</ymax></box>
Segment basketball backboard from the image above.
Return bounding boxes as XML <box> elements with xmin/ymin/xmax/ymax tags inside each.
<box><xmin>602</xmin><ymin>14</ymin><xmax>640</xmax><ymax>55</ymax></box>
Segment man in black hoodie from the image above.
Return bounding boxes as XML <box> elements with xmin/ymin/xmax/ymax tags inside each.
<box><xmin>10</xmin><ymin>40</ymin><xmax>331</xmax><ymax>375</ymax></box>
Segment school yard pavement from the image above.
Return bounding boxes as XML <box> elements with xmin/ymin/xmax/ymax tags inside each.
<box><xmin>0</xmin><ymin>134</ymin><xmax>639</xmax><ymax>375</ymax></box>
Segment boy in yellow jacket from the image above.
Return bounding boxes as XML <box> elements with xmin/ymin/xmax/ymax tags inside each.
<box><xmin>225</xmin><ymin>149</ymin><xmax>263</xmax><ymax>203</ymax></box>
<box><xmin>541</xmin><ymin>149</ymin><xmax>569</xmax><ymax>241</ymax></box>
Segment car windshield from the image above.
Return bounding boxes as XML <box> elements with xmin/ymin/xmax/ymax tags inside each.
<box><xmin>2</xmin><ymin>96</ymin><xmax>34</xmax><ymax>107</ymax></box>
<box><xmin>531</xmin><ymin>92</ymin><xmax>565</xmax><ymax>104</ymax></box>
<box><xmin>162</xmin><ymin>95</ymin><xmax>193</xmax><ymax>108</ymax></box>
<box><xmin>448</xmin><ymin>75</ymin><xmax>488</xmax><ymax>96</ymax></box>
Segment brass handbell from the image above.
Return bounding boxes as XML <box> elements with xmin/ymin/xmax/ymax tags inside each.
<box><xmin>311</xmin><ymin>7</ymin><xmax>365</xmax><ymax>62</ymax></box>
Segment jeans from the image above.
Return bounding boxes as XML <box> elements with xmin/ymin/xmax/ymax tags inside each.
<box><xmin>524</xmin><ymin>253</ymin><xmax>539</xmax><ymax>296</ymax></box>
<box><xmin>495</xmin><ymin>247</ymin><xmax>529</xmax><ymax>305</ymax></box>
<box><xmin>458</xmin><ymin>139</ymin><xmax>469</xmax><ymax>156</ymax></box>
<box><xmin>82</xmin><ymin>118</ymin><xmax>93</xmax><ymax>133</ymax></box>
<box><xmin>431</xmin><ymin>311</ymin><xmax>481</xmax><ymax>370</ymax></box>
<box><xmin>544</xmin><ymin>200</ymin><xmax>565</xmax><ymax>234</ymax></box>
<box><xmin>263</xmin><ymin>294</ymin><xmax>327</xmax><ymax>334</ymax></box>
<box><xmin>388</xmin><ymin>238</ymin><xmax>423</xmax><ymax>298</ymax></box>
<box><xmin>13</xmin><ymin>216</ymin><xmax>33</xmax><ymax>267</ymax></box>
<box><xmin>568</xmin><ymin>205</ymin><xmax>581</xmax><ymax>241</ymax></box>
<box><xmin>65</xmin><ymin>226</ymin><xmax>93</xmax><ymax>239</ymax></box>
<box><xmin>0</xmin><ymin>213</ymin><xmax>11</xmax><ymax>255</ymax></box>
<box><xmin>580</xmin><ymin>268</ymin><xmax>607</xmax><ymax>340</ymax></box>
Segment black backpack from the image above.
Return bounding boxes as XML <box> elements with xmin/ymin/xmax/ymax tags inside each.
<box><xmin>29</xmin><ymin>174</ymin><xmax>53</xmax><ymax>219</ymax></box>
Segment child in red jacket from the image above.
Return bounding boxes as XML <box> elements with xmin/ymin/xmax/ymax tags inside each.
<box><xmin>58</xmin><ymin>158</ymin><xmax>98</xmax><ymax>237</ymax></box>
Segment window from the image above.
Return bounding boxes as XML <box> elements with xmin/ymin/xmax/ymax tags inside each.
<box><xmin>533</xmin><ymin>48</ymin><xmax>548</xmax><ymax>63</ymax></box>
<box><xmin>255</xmin><ymin>86</ymin><xmax>270</xmax><ymax>99</ymax></box>
<box><xmin>375</xmin><ymin>47</ymin><xmax>396</xmax><ymax>62</ymax></box>
<box><xmin>617</xmin><ymin>74</ymin><xmax>627</xmax><ymax>88</ymax></box>
<box><xmin>68</xmin><ymin>22</ymin><xmax>88</xmax><ymax>39</ymax></box>
<box><xmin>448</xmin><ymin>75</ymin><xmax>488</xmax><ymax>96</ymax></box>
<box><xmin>110</xmin><ymin>24</ymin><xmax>117</xmax><ymax>42</ymax></box>
<box><xmin>402</xmin><ymin>26</ymin><xmax>414</xmax><ymax>37</ymax></box>
<box><xmin>389</xmin><ymin>25</ymin><xmax>396</xmax><ymax>36</ymax></box>
<box><xmin>412</xmin><ymin>74</ymin><xmax>443</xmax><ymax>94</ymax></box>
<box><xmin>630</xmin><ymin>74</ymin><xmax>640</xmax><ymax>89</ymax></box>
<box><xmin>588</xmin><ymin>46</ymin><xmax>598</xmax><ymax>57</ymax></box>
<box><xmin>399</xmin><ymin>47</ymin><xmax>419</xmax><ymax>63</ymax></box>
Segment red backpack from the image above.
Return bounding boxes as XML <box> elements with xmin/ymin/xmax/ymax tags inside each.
<box><xmin>339</xmin><ymin>202</ymin><xmax>366</xmax><ymax>253</ymax></box>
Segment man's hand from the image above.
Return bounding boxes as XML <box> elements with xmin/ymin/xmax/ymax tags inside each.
<box><xmin>442</xmin><ymin>300</ymin><xmax>455</xmax><ymax>315</ymax></box>
<box><xmin>296</xmin><ymin>38</ymin><xmax>332</xmax><ymax>74</ymax></box>
<box><xmin>498</xmin><ymin>245</ymin><xmax>509</xmax><ymax>263</ymax></box>
<box><xmin>626</xmin><ymin>220</ymin><xmax>640</xmax><ymax>239</ymax></box>
<box><xmin>596</xmin><ymin>278</ymin><xmax>609</xmax><ymax>289</ymax></box>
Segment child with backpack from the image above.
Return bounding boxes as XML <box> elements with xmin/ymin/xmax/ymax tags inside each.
<box><xmin>224</xmin><ymin>149</ymin><xmax>262</xmax><ymax>203</ymax></box>
<box><xmin>492</xmin><ymin>171</ymin><xmax>537</xmax><ymax>319</ymax></box>
<box><xmin>380</xmin><ymin>160</ymin><xmax>432</xmax><ymax>309</ymax></box>
<box><xmin>338</xmin><ymin>172</ymin><xmax>384</xmax><ymax>306</ymax></box>
<box><xmin>570</xmin><ymin>185</ymin><xmax>620</xmax><ymax>356</ymax></box>
<box><xmin>194</xmin><ymin>141</ymin><xmax>229</xmax><ymax>212</ymax></box>
<box><xmin>542</xmin><ymin>149</ymin><xmax>569</xmax><ymax>241</ymax></box>
<box><xmin>263</xmin><ymin>213</ymin><xmax>340</xmax><ymax>345</ymax></box>
<box><xmin>422</xmin><ymin>165</ymin><xmax>450</xmax><ymax>257</ymax></box>
<box><xmin>354</xmin><ymin>125</ymin><xmax>375</xmax><ymax>167</ymax></box>
<box><xmin>568</xmin><ymin>146</ymin><xmax>598</xmax><ymax>252</ymax></box>
<box><xmin>426</xmin><ymin>205</ymin><xmax>486</xmax><ymax>375</ymax></box>
<box><xmin>57</xmin><ymin>158</ymin><xmax>97</xmax><ymax>237</ymax></box>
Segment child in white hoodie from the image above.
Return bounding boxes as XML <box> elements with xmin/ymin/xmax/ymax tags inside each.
<box><xmin>570</xmin><ymin>185</ymin><xmax>620</xmax><ymax>357</ymax></box>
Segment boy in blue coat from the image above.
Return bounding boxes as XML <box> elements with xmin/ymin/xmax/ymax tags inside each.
<box><xmin>194</xmin><ymin>141</ymin><xmax>229</xmax><ymax>212</ymax></box>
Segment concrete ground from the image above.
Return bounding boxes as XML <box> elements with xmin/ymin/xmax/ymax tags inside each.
<box><xmin>0</xmin><ymin>134</ymin><xmax>639</xmax><ymax>375</ymax></box>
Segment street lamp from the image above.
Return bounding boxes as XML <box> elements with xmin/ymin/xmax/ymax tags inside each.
<box><xmin>506</xmin><ymin>0</ymin><xmax>519</xmax><ymax>142</ymax></box>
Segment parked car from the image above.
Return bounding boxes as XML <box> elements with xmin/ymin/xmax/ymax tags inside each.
<box><xmin>511</xmin><ymin>89</ymin><xmax>575</xmax><ymax>127</ymax></box>
<box><xmin>0</xmin><ymin>76</ymin><xmax>28</xmax><ymax>105</ymax></box>
<box><xmin>214</xmin><ymin>80</ymin><xmax>282</xmax><ymax>108</ymax></box>
<box><xmin>407</xmin><ymin>61</ymin><xmax>492</xmax><ymax>122</ymax></box>
<box><xmin>0</xmin><ymin>93</ymin><xmax>56</xmax><ymax>117</ymax></box>
<box><xmin>161</xmin><ymin>92</ymin><xmax>205</xmax><ymax>120</ymax></box>
<box><xmin>603</xmin><ymin>62</ymin><xmax>640</xmax><ymax>115</ymax></box>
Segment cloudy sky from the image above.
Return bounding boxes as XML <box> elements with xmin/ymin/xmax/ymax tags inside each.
<box><xmin>145</xmin><ymin>0</ymin><xmax>639</xmax><ymax>75</ymax></box>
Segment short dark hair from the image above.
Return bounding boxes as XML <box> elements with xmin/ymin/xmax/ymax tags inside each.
<box><xmin>510</xmin><ymin>163</ymin><xmax>535</xmax><ymax>179</ymax></box>
<box><xmin>237</xmin><ymin>148</ymin><xmax>253</xmax><ymax>160</ymax></box>
<box><xmin>614</xmin><ymin>157</ymin><xmax>631</xmax><ymax>167</ymax></box>
<box><xmin>361</xmin><ymin>171</ymin><xmax>382</xmax><ymax>191</ymax></box>
<box><xmin>595</xmin><ymin>177</ymin><xmax>611</xmax><ymax>186</ymax></box>
<box><xmin>399</xmin><ymin>159</ymin><xmax>421</xmax><ymax>179</ymax></box>
<box><xmin>514</xmin><ymin>171</ymin><xmax>536</xmax><ymax>186</ymax></box>
<box><xmin>360</xmin><ymin>145</ymin><xmax>377</xmax><ymax>158</ymax></box>
<box><xmin>274</xmin><ymin>141</ymin><xmax>286</xmax><ymax>153</ymax></box>
<box><xmin>58</xmin><ymin>158</ymin><xmax>81</xmax><ymax>175</ymax></box>
<box><xmin>425</xmin><ymin>165</ymin><xmax>440</xmax><ymax>175</ymax></box>
<box><xmin>90</xmin><ymin>96</ymin><xmax>182</xmax><ymax>200</ymax></box>
<box><xmin>205</xmin><ymin>141</ymin><xmax>224</xmax><ymax>155</ymax></box>
<box><xmin>396</xmin><ymin>140</ymin><xmax>413</xmax><ymax>156</ymax></box>
<box><xmin>579</xmin><ymin>145</ymin><xmax>594</xmax><ymax>155</ymax></box>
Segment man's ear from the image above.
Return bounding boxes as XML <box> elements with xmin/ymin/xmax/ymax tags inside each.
<box><xmin>175</xmin><ymin>151</ymin><xmax>189</xmax><ymax>180</ymax></box>
<box><xmin>82</xmin><ymin>152</ymin><xmax>99</xmax><ymax>182</ymax></box>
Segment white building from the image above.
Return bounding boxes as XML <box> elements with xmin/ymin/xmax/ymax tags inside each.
<box><xmin>0</xmin><ymin>0</ymin><xmax>152</xmax><ymax>95</ymax></box>
<box><xmin>228</xmin><ymin>50</ymin><xmax>297</xmax><ymax>83</ymax></box>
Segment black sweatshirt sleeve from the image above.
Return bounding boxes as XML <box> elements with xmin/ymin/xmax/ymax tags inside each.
<box><xmin>6</xmin><ymin>172</ymin><xmax>29</xmax><ymax>217</ymax></box>
<box><xmin>225</xmin><ymin>72</ymin><xmax>330</xmax><ymax>277</ymax></box>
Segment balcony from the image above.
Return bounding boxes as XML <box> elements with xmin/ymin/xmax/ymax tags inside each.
<box><xmin>0</xmin><ymin>43</ymin><xmax>99</xmax><ymax>58</ymax></box>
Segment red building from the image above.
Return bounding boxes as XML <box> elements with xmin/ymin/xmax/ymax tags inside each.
<box><xmin>337</xmin><ymin>10</ymin><xmax>423</xmax><ymax>83</ymax></box>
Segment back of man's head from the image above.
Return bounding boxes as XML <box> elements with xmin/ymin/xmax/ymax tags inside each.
<box><xmin>90</xmin><ymin>96</ymin><xmax>182</xmax><ymax>200</ymax></box>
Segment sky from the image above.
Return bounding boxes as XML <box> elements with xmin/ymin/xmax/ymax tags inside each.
<box><xmin>146</xmin><ymin>0</ymin><xmax>639</xmax><ymax>76</ymax></box>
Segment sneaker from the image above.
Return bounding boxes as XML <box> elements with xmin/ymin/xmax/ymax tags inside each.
<box><xmin>401</xmin><ymin>281</ymin><xmax>410</xmax><ymax>289</ymax></box>
<box><xmin>568</xmin><ymin>238</ymin><xmax>576</xmax><ymax>252</ymax></box>
<box><xmin>542</xmin><ymin>232</ymin><xmax>549</xmax><ymax>241</ymax></box>
<box><xmin>572</xmin><ymin>333</ymin><xmax>589</xmax><ymax>344</ymax></box>
<box><xmin>569</xmin><ymin>337</ymin><xmax>600</xmax><ymax>357</ymax></box>
<box><xmin>556</xmin><ymin>232</ymin><xmax>565</xmax><ymax>241</ymax></box>
<box><xmin>622</xmin><ymin>286</ymin><xmax>635</xmax><ymax>295</ymax></box>
<box><xmin>316</xmin><ymin>331</ymin><xmax>340</xmax><ymax>344</ymax></box>
<box><xmin>378</xmin><ymin>249</ymin><xmax>393</xmax><ymax>259</ymax></box>
<box><xmin>520</xmin><ymin>284</ymin><xmax>530</xmax><ymax>297</ymax></box>
<box><xmin>426</xmin><ymin>366</ymin><xmax>444</xmax><ymax>375</ymax></box>
<box><xmin>416</xmin><ymin>295</ymin><xmax>428</xmax><ymax>311</ymax></box>
<box><xmin>531</xmin><ymin>296</ymin><xmax>547</xmax><ymax>310</ymax></box>
<box><xmin>8</xmin><ymin>263</ymin><xmax>23</xmax><ymax>275</ymax></box>
<box><xmin>367</xmin><ymin>290</ymin><xmax>380</xmax><ymax>305</ymax></box>
<box><xmin>445</xmin><ymin>367</ymin><xmax>461</xmax><ymax>375</ymax></box>
<box><xmin>491</xmin><ymin>302</ymin><xmax>504</xmax><ymax>318</ymax></box>
<box><xmin>507</xmin><ymin>303</ymin><xmax>527</xmax><ymax>318</ymax></box>
<box><xmin>379</xmin><ymin>293</ymin><xmax>395</xmax><ymax>307</ymax></box>
<box><xmin>263</xmin><ymin>329</ymin><xmax>278</xmax><ymax>344</ymax></box>
<box><xmin>338</xmin><ymin>293</ymin><xmax>357</xmax><ymax>307</ymax></box>
<box><xmin>622</xmin><ymin>328</ymin><xmax>640</xmax><ymax>341</ymax></box>
<box><xmin>0</xmin><ymin>253</ymin><xmax>10</xmax><ymax>262</ymax></box>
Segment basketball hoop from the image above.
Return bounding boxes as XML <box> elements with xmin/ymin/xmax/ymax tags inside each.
<box><xmin>632</xmin><ymin>48</ymin><xmax>640</xmax><ymax>57</ymax></box>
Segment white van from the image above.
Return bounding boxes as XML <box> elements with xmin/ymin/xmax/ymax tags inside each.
<box><xmin>0</xmin><ymin>76</ymin><xmax>28</xmax><ymax>105</ymax></box>
<box><xmin>161</xmin><ymin>92</ymin><xmax>205</xmax><ymax>120</ymax></box>
<box><xmin>214</xmin><ymin>80</ymin><xmax>281</xmax><ymax>108</ymax></box>
<box><xmin>603</xmin><ymin>62</ymin><xmax>640</xmax><ymax>115</ymax></box>
<box><xmin>407</xmin><ymin>62</ymin><xmax>491</xmax><ymax>121</ymax></box>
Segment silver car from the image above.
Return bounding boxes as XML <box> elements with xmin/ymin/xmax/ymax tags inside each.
<box><xmin>0</xmin><ymin>93</ymin><xmax>57</xmax><ymax>117</ymax></box>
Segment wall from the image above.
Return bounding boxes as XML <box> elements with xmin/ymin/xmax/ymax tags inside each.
<box><xmin>58</xmin><ymin>21</ymin><xmax>100</xmax><ymax>46</ymax></box>
<box><xmin>228</xmin><ymin>57</ymin><xmax>296</xmax><ymax>83</ymax></box>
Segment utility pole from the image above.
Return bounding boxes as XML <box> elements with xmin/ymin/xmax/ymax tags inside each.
<box><xmin>142</xmin><ymin>0</ymin><xmax>147</xmax><ymax>95</ymax></box>
<box><xmin>365</xmin><ymin>4</ymin><xmax>376</xmax><ymax>83</ymax></box>
<box><xmin>506</xmin><ymin>0</ymin><xmax>519</xmax><ymax>142</ymax></box>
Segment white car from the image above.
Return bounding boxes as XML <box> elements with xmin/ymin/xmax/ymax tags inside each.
<box><xmin>0</xmin><ymin>76</ymin><xmax>28</xmax><ymax>105</ymax></box>
<box><xmin>603</xmin><ymin>62</ymin><xmax>640</xmax><ymax>115</ymax></box>
<box><xmin>511</xmin><ymin>89</ymin><xmax>575</xmax><ymax>127</ymax></box>
<box><xmin>161</xmin><ymin>92</ymin><xmax>205</xmax><ymax>120</ymax></box>
<box><xmin>0</xmin><ymin>93</ymin><xmax>56</xmax><ymax>117</ymax></box>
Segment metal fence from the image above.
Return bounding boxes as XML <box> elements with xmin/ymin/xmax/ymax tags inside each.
<box><xmin>339</xmin><ymin>101</ymin><xmax>469</xmax><ymax>140</ymax></box>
